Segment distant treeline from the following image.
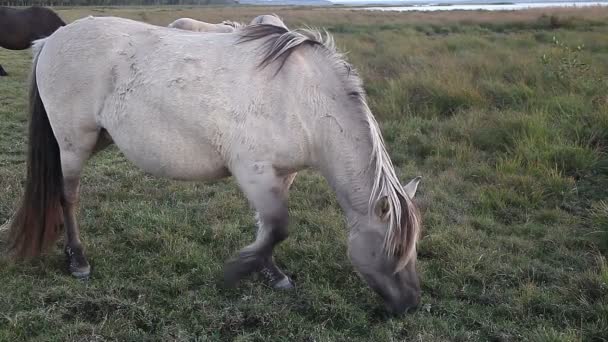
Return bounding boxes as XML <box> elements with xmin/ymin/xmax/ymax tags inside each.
<box><xmin>0</xmin><ymin>0</ymin><xmax>236</xmax><ymax>5</ymax></box>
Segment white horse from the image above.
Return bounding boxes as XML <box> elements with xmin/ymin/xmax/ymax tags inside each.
<box><xmin>8</xmin><ymin>16</ymin><xmax>422</xmax><ymax>314</ymax></box>
<box><xmin>168</xmin><ymin>14</ymin><xmax>287</xmax><ymax>33</ymax></box>
<box><xmin>168</xmin><ymin>17</ymin><xmax>241</xmax><ymax>33</ymax></box>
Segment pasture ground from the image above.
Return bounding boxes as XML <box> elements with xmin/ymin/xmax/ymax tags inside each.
<box><xmin>1</xmin><ymin>5</ymin><xmax>607</xmax><ymax>341</ymax></box>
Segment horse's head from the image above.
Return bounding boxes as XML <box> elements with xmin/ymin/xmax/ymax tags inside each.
<box><xmin>348</xmin><ymin>177</ymin><xmax>422</xmax><ymax>315</ymax></box>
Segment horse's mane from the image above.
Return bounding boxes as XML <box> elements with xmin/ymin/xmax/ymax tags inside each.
<box><xmin>237</xmin><ymin>25</ymin><xmax>421</xmax><ymax>270</ymax></box>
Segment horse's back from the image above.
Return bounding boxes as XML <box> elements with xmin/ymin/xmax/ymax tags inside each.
<box><xmin>21</xmin><ymin>6</ymin><xmax>64</xmax><ymax>34</ymax></box>
<box><xmin>38</xmin><ymin>16</ymin><xmax>235</xmax><ymax>103</ymax></box>
<box><xmin>32</xmin><ymin>6</ymin><xmax>65</xmax><ymax>26</ymax></box>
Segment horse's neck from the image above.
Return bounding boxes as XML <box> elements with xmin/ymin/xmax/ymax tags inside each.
<box><xmin>313</xmin><ymin>108</ymin><xmax>376</xmax><ymax>218</ymax></box>
<box><xmin>284</xmin><ymin>58</ymin><xmax>375</xmax><ymax>218</ymax></box>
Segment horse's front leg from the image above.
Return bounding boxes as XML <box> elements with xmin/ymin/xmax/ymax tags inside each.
<box><xmin>259</xmin><ymin>172</ymin><xmax>296</xmax><ymax>289</ymax></box>
<box><xmin>224</xmin><ymin>164</ymin><xmax>295</xmax><ymax>289</ymax></box>
<box><xmin>254</xmin><ymin>211</ymin><xmax>293</xmax><ymax>289</ymax></box>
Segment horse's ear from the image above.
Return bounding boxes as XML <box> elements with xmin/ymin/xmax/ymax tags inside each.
<box><xmin>374</xmin><ymin>196</ymin><xmax>390</xmax><ymax>221</ymax></box>
<box><xmin>403</xmin><ymin>176</ymin><xmax>422</xmax><ymax>199</ymax></box>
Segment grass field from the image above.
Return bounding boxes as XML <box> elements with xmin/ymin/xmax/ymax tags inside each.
<box><xmin>1</xmin><ymin>5</ymin><xmax>608</xmax><ymax>341</ymax></box>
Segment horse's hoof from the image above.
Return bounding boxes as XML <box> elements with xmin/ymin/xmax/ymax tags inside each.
<box><xmin>65</xmin><ymin>246</ymin><xmax>91</xmax><ymax>279</ymax></box>
<box><xmin>272</xmin><ymin>276</ymin><xmax>295</xmax><ymax>290</ymax></box>
<box><xmin>260</xmin><ymin>266</ymin><xmax>294</xmax><ymax>290</ymax></box>
<box><xmin>70</xmin><ymin>266</ymin><xmax>91</xmax><ymax>280</ymax></box>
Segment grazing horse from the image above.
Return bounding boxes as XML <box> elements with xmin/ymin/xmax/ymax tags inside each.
<box><xmin>0</xmin><ymin>6</ymin><xmax>65</xmax><ymax>76</ymax></box>
<box><xmin>7</xmin><ymin>16</ymin><xmax>423</xmax><ymax>314</ymax></box>
<box><xmin>168</xmin><ymin>14</ymin><xmax>287</xmax><ymax>33</ymax></box>
<box><xmin>168</xmin><ymin>17</ymin><xmax>242</xmax><ymax>33</ymax></box>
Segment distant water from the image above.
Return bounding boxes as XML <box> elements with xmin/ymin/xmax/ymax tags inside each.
<box><xmin>361</xmin><ymin>1</ymin><xmax>608</xmax><ymax>11</ymax></box>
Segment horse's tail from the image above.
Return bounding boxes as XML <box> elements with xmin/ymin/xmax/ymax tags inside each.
<box><xmin>8</xmin><ymin>38</ymin><xmax>64</xmax><ymax>258</ymax></box>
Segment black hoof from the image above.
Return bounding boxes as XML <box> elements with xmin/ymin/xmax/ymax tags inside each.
<box><xmin>65</xmin><ymin>246</ymin><xmax>91</xmax><ymax>279</ymax></box>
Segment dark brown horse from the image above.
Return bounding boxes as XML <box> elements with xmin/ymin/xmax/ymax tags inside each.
<box><xmin>0</xmin><ymin>6</ymin><xmax>65</xmax><ymax>76</ymax></box>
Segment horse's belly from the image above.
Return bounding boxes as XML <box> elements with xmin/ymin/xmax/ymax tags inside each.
<box><xmin>111</xmin><ymin>131</ymin><xmax>229</xmax><ymax>181</ymax></box>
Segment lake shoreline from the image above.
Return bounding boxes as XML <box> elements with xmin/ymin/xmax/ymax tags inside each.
<box><xmin>356</xmin><ymin>1</ymin><xmax>608</xmax><ymax>11</ymax></box>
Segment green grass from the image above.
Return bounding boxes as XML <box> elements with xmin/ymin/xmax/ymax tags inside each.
<box><xmin>1</xmin><ymin>6</ymin><xmax>608</xmax><ymax>341</ymax></box>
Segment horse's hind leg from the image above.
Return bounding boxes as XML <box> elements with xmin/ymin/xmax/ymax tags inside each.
<box><xmin>62</xmin><ymin>176</ymin><xmax>89</xmax><ymax>278</ymax></box>
<box><xmin>224</xmin><ymin>164</ymin><xmax>295</xmax><ymax>289</ymax></box>
<box><xmin>59</xmin><ymin>130</ymin><xmax>102</xmax><ymax>278</ymax></box>
<box><xmin>0</xmin><ymin>65</ymin><xmax>7</xmax><ymax>76</ymax></box>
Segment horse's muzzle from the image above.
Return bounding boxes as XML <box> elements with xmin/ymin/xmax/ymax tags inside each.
<box><xmin>385</xmin><ymin>292</ymin><xmax>421</xmax><ymax>315</ymax></box>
